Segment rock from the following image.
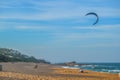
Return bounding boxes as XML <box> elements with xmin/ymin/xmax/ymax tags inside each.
<box><xmin>65</xmin><ymin>61</ymin><xmax>77</xmax><ymax>66</ymax></box>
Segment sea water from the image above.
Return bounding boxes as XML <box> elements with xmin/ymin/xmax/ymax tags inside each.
<box><xmin>62</xmin><ymin>63</ymin><xmax>120</xmax><ymax>74</ymax></box>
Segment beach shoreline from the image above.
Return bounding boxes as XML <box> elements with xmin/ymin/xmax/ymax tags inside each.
<box><xmin>0</xmin><ymin>62</ymin><xmax>119</xmax><ymax>80</ymax></box>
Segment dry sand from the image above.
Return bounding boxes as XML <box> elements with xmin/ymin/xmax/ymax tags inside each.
<box><xmin>0</xmin><ymin>62</ymin><xmax>55</xmax><ymax>75</ymax></box>
<box><xmin>0</xmin><ymin>62</ymin><xmax>119</xmax><ymax>80</ymax></box>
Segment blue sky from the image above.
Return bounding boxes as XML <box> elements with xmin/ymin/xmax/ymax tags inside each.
<box><xmin>0</xmin><ymin>0</ymin><xmax>120</xmax><ymax>63</ymax></box>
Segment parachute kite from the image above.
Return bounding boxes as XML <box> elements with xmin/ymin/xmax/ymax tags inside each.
<box><xmin>85</xmin><ymin>12</ymin><xmax>99</xmax><ymax>25</ymax></box>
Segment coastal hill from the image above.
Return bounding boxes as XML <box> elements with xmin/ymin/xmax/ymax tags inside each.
<box><xmin>0</xmin><ymin>48</ymin><xmax>50</xmax><ymax>64</ymax></box>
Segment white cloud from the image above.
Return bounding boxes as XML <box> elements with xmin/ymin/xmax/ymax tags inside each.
<box><xmin>0</xmin><ymin>0</ymin><xmax>119</xmax><ymax>21</ymax></box>
<box><xmin>44</xmin><ymin>24</ymin><xmax>120</xmax><ymax>45</ymax></box>
<box><xmin>73</xmin><ymin>24</ymin><xmax>120</xmax><ymax>30</ymax></box>
<box><xmin>16</xmin><ymin>26</ymin><xmax>47</xmax><ymax>30</ymax></box>
<box><xmin>53</xmin><ymin>32</ymin><xmax>119</xmax><ymax>42</ymax></box>
<box><xmin>0</xmin><ymin>27</ymin><xmax>5</xmax><ymax>30</ymax></box>
<box><xmin>14</xmin><ymin>26</ymin><xmax>57</xmax><ymax>32</ymax></box>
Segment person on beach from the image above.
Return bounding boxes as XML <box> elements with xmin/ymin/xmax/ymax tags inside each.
<box><xmin>79</xmin><ymin>69</ymin><xmax>84</xmax><ymax>73</ymax></box>
<box><xmin>34</xmin><ymin>64</ymin><xmax>38</xmax><ymax>69</ymax></box>
<box><xmin>0</xmin><ymin>65</ymin><xmax>2</xmax><ymax>71</ymax></box>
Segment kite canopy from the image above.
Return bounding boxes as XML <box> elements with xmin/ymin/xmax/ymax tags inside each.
<box><xmin>85</xmin><ymin>12</ymin><xmax>99</xmax><ymax>25</ymax></box>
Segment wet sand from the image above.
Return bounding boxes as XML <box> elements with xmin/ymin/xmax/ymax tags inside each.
<box><xmin>0</xmin><ymin>62</ymin><xmax>119</xmax><ymax>80</ymax></box>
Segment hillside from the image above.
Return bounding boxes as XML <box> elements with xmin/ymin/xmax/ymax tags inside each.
<box><xmin>0</xmin><ymin>48</ymin><xmax>50</xmax><ymax>64</ymax></box>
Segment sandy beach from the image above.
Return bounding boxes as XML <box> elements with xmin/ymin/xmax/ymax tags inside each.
<box><xmin>0</xmin><ymin>62</ymin><xmax>119</xmax><ymax>80</ymax></box>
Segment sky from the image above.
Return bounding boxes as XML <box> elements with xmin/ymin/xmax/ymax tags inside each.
<box><xmin>0</xmin><ymin>0</ymin><xmax>120</xmax><ymax>63</ymax></box>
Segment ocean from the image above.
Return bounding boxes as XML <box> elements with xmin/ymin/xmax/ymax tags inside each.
<box><xmin>62</xmin><ymin>63</ymin><xmax>120</xmax><ymax>74</ymax></box>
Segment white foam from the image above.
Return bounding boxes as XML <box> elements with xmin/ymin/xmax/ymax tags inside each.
<box><xmin>108</xmin><ymin>70</ymin><xmax>120</xmax><ymax>73</ymax></box>
<box><xmin>61</xmin><ymin>66</ymin><xmax>79</xmax><ymax>69</ymax></box>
